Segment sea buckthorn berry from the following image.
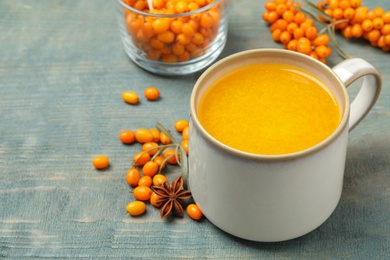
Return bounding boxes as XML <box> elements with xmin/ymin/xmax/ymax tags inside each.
<box><xmin>93</xmin><ymin>155</ymin><xmax>109</xmax><ymax>170</ymax></box>
<box><xmin>133</xmin><ymin>151</ymin><xmax>151</xmax><ymax>166</ymax></box>
<box><xmin>149</xmin><ymin>128</ymin><xmax>160</xmax><ymax>142</ymax></box>
<box><xmin>287</xmin><ymin>39</ymin><xmax>298</xmax><ymax>51</ymax></box>
<box><xmin>153</xmin><ymin>155</ymin><xmax>167</xmax><ymax>169</ymax></box>
<box><xmin>126</xmin><ymin>201</ymin><xmax>146</xmax><ymax>216</ymax></box>
<box><xmin>119</xmin><ymin>130</ymin><xmax>136</xmax><ymax>144</ymax></box>
<box><xmin>180</xmin><ymin>139</ymin><xmax>189</xmax><ymax>155</ymax></box>
<box><xmin>383</xmin><ymin>11</ymin><xmax>390</xmax><ymax>24</ymax></box>
<box><xmin>186</xmin><ymin>204</ymin><xmax>203</xmax><ymax>220</ymax></box>
<box><xmin>144</xmin><ymin>87</ymin><xmax>160</xmax><ymax>101</ymax></box>
<box><xmin>280</xmin><ymin>31</ymin><xmax>292</xmax><ymax>45</ymax></box>
<box><xmin>294</xmin><ymin>12</ymin><xmax>306</xmax><ymax>24</ymax></box>
<box><xmin>142</xmin><ymin>142</ymin><xmax>159</xmax><ymax>156</ymax></box>
<box><xmin>315</xmin><ymin>45</ymin><xmax>331</xmax><ymax>58</ymax></box>
<box><xmin>153</xmin><ymin>174</ymin><xmax>168</xmax><ymax>186</ymax></box>
<box><xmin>152</xmin><ymin>18</ymin><xmax>170</xmax><ymax>34</ymax></box>
<box><xmin>305</xmin><ymin>26</ymin><xmax>317</xmax><ymax>40</ymax></box>
<box><xmin>372</xmin><ymin>17</ymin><xmax>384</xmax><ymax>30</ymax></box>
<box><xmin>150</xmin><ymin>192</ymin><xmax>163</xmax><ymax>207</ymax></box>
<box><xmin>142</xmin><ymin>161</ymin><xmax>160</xmax><ymax>177</ymax></box>
<box><xmin>182</xmin><ymin>126</ymin><xmax>189</xmax><ymax>140</ymax></box>
<box><xmin>138</xmin><ymin>175</ymin><xmax>153</xmax><ymax>187</ymax></box>
<box><xmin>365</xmin><ymin>29</ymin><xmax>381</xmax><ymax>43</ymax></box>
<box><xmin>157</xmin><ymin>30</ymin><xmax>175</xmax><ymax>43</ymax></box>
<box><xmin>313</xmin><ymin>34</ymin><xmax>330</xmax><ymax>46</ymax></box>
<box><xmin>351</xmin><ymin>24</ymin><xmax>363</xmax><ymax>38</ymax></box>
<box><xmin>160</xmin><ymin>131</ymin><xmax>171</xmax><ymax>144</ymax></box>
<box><xmin>164</xmin><ymin>149</ymin><xmax>181</xmax><ymax>164</ymax></box>
<box><xmin>133</xmin><ymin>186</ymin><xmax>152</xmax><ymax>201</ymax></box>
<box><xmin>296</xmin><ymin>41</ymin><xmax>312</xmax><ymax>55</ymax></box>
<box><xmin>265</xmin><ymin>1</ymin><xmax>277</xmax><ymax>11</ymax></box>
<box><xmin>126</xmin><ymin>167</ymin><xmax>141</xmax><ymax>187</ymax></box>
<box><xmin>174</xmin><ymin>119</ymin><xmax>189</xmax><ymax>132</ymax></box>
<box><xmin>122</xmin><ymin>91</ymin><xmax>139</xmax><ymax>105</ymax></box>
<box><xmin>135</xmin><ymin>128</ymin><xmax>154</xmax><ymax>143</ymax></box>
<box><xmin>272</xmin><ymin>29</ymin><xmax>282</xmax><ymax>42</ymax></box>
<box><xmin>362</xmin><ymin>19</ymin><xmax>373</xmax><ymax>32</ymax></box>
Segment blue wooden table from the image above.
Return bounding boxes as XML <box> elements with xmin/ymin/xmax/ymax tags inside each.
<box><xmin>1</xmin><ymin>0</ymin><xmax>389</xmax><ymax>258</ymax></box>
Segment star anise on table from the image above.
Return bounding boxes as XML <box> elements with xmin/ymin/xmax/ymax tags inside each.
<box><xmin>151</xmin><ymin>176</ymin><xmax>192</xmax><ymax>218</ymax></box>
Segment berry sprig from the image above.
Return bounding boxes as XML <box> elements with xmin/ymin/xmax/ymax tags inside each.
<box><xmin>317</xmin><ymin>0</ymin><xmax>390</xmax><ymax>52</ymax></box>
<box><xmin>262</xmin><ymin>0</ymin><xmax>333</xmax><ymax>63</ymax></box>
<box><xmin>123</xmin><ymin>121</ymin><xmax>203</xmax><ymax>220</ymax></box>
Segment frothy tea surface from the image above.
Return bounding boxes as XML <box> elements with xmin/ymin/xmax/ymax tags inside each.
<box><xmin>197</xmin><ymin>63</ymin><xmax>341</xmax><ymax>155</ymax></box>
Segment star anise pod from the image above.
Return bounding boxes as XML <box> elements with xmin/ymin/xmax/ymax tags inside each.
<box><xmin>151</xmin><ymin>176</ymin><xmax>191</xmax><ymax>218</ymax></box>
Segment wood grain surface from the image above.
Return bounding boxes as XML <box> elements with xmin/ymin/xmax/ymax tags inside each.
<box><xmin>0</xmin><ymin>0</ymin><xmax>389</xmax><ymax>258</ymax></box>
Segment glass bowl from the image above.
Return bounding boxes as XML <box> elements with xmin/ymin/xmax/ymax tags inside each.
<box><xmin>113</xmin><ymin>0</ymin><xmax>229</xmax><ymax>76</ymax></box>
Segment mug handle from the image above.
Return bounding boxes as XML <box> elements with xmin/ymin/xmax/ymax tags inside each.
<box><xmin>332</xmin><ymin>58</ymin><xmax>382</xmax><ymax>131</ymax></box>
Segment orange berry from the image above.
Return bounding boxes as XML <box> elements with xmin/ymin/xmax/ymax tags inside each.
<box><xmin>383</xmin><ymin>11</ymin><xmax>390</xmax><ymax>24</ymax></box>
<box><xmin>152</xmin><ymin>18</ymin><xmax>170</xmax><ymax>34</ymax></box>
<box><xmin>342</xmin><ymin>26</ymin><xmax>353</xmax><ymax>38</ymax></box>
<box><xmin>126</xmin><ymin>167</ymin><xmax>141</xmax><ymax>187</ymax></box>
<box><xmin>135</xmin><ymin>128</ymin><xmax>154</xmax><ymax>143</ymax></box>
<box><xmin>351</xmin><ymin>23</ymin><xmax>363</xmax><ymax>38</ymax></box>
<box><xmin>174</xmin><ymin>119</ymin><xmax>189</xmax><ymax>132</ymax></box>
<box><xmin>119</xmin><ymin>130</ymin><xmax>136</xmax><ymax>144</ymax></box>
<box><xmin>280</xmin><ymin>31</ymin><xmax>292</xmax><ymax>44</ymax></box>
<box><xmin>313</xmin><ymin>34</ymin><xmax>330</xmax><ymax>46</ymax></box>
<box><xmin>272</xmin><ymin>29</ymin><xmax>282</xmax><ymax>42</ymax></box>
<box><xmin>293</xmin><ymin>27</ymin><xmax>304</xmax><ymax>39</ymax></box>
<box><xmin>142</xmin><ymin>142</ymin><xmax>159</xmax><ymax>156</ymax></box>
<box><xmin>152</xmin><ymin>174</ymin><xmax>168</xmax><ymax>186</ymax></box>
<box><xmin>164</xmin><ymin>149</ymin><xmax>180</xmax><ymax>164</ymax></box>
<box><xmin>275</xmin><ymin>3</ymin><xmax>287</xmax><ymax>16</ymax></box>
<box><xmin>270</xmin><ymin>19</ymin><xmax>288</xmax><ymax>32</ymax></box>
<box><xmin>133</xmin><ymin>151</ymin><xmax>151</xmax><ymax>166</ymax></box>
<box><xmin>142</xmin><ymin>161</ymin><xmax>160</xmax><ymax>177</ymax></box>
<box><xmin>362</xmin><ymin>19</ymin><xmax>373</xmax><ymax>32</ymax></box>
<box><xmin>122</xmin><ymin>91</ymin><xmax>139</xmax><ymax>105</ymax></box>
<box><xmin>149</xmin><ymin>128</ymin><xmax>160</xmax><ymax>143</ymax></box>
<box><xmin>160</xmin><ymin>131</ymin><xmax>171</xmax><ymax>145</ymax></box>
<box><xmin>305</xmin><ymin>26</ymin><xmax>317</xmax><ymax>40</ymax></box>
<box><xmin>266</xmin><ymin>11</ymin><xmax>280</xmax><ymax>24</ymax></box>
<box><xmin>286</xmin><ymin>22</ymin><xmax>298</xmax><ymax>34</ymax></box>
<box><xmin>265</xmin><ymin>1</ymin><xmax>277</xmax><ymax>11</ymax></box>
<box><xmin>180</xmin><ymin>139</ymin><xmax>189</xmax><ymax>155</ymax></box>
<box><xmin>153</xmin><ymin>155</ymin><xmax>167</xmax><ymax>169</ymax></box>
<box><xmin>182</xmin><ymin>126</ymin><xmax>189</xmax><ymax>140</ymax></box>
<box><xmin>294</xmin><ymin>12</ymin><xmax>306</xmax><ymax>24</ymax></box>
<box><xmin>126</xmin><ymin>201</ymin><xmax>146</xmax><ymax>216</ymax></box>
<box><xmin>133</xmin><ymin>186</ymin><xmax>152</xmax><ymax>201</ymax></box>
<box><xmin>365</xmin><ymin>29</ymin><xmax>381</xmax><ymax>42</ymax></box>
<box><xmin>186</xmin><ymin>204</ymin><xmax>203</xmax><ymax>220</ymax></box>
<box><xmin>372</xmin><ymin>17</ymin><xmax>384</xmax><ymax>30</ymax></box>
<box><xmin>297</xmin><ymin>41</ymin><xmax>312</xmax><ymax>55</ymax></box>
<box><xmin>315</xmin><ymin>45</ymin><xmax>331</xmax><ymax>58</ymax></box>
<box><xmin>157</xmin><ymin>30</ymin><xmax>175</xmax><ymax>43</ymax></box>
<box><xmin>144</xmin><ymin>87</ymin><xmax>160</xmax><ymax>101</ymax></box>
<box><xmin>282</xmin><ymin>10</ymin><xmax>295</xmax><ymax>23</ymax></box>
<box><xmin>92</xmin><ymin>155</ymin><xmax>109</xmax><ymax>170</ymax></box>
<box><xmin>286</xmin><ymin>39</ymin><xmax>298</xmax><ymax>50</ymax></box>
<box><xmin>150</xmin><ymin>192</ymin><xmax>163</xmax><ymax>207</ymax></box>
<box><xmin>138</xmin><ymin>175</ymin><xmax>153</xmax><ymax>187</ymax></box>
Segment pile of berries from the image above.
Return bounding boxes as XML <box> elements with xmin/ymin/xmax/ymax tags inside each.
<box><xmin>317</xmin><ymin>0</ymin><xmax>390</xmax><ymax>52</ymax></box>
<box><xmin>123</xmin><ymin>0</ymin><xmax>222</xmax><ymax>63</ymax></box>
<box><xmin>262</xmin><ymin>0</ymin><xmax>333</xmax><ymax>63</ymax></box>
<box><xmin>121</xmin><ymin>121</ymin><xmax>203</xmax><ymax>221</ymax></box>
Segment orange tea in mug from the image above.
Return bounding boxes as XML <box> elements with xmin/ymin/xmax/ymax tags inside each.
<box><xmin>197</xmin><ymin>63</ymin><xmax>341</xmax><ymax>155</ymax></box>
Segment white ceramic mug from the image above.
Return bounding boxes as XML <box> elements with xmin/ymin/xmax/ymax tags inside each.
<box><xmin>188</xmin><ymin>49</ymin><xmax>381</xmax><ymax>242</ymax></box>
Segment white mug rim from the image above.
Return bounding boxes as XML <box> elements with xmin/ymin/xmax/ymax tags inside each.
<box><xmin>190</xmin><ymin>48</ymin><xmax>350</xmax><ymax>161</ymax></box>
